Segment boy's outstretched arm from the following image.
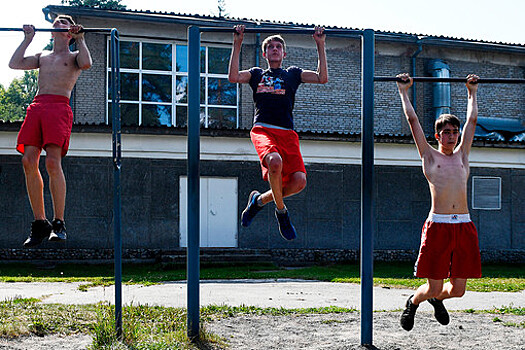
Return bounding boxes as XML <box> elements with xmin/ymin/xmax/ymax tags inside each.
<box><xmin>9</xmin><ymin>25</ymin><xmax>40</xmax><ymax>70</ymax></box>
<box><xmin>301</xmin><ymin>26</ymin><xmax>328</xmax><ymax>84</ymax></box>
<box><xmin>458</xmin><ymin>74</ymin><xmax>479</xmax><ymax>155</ymax></box>
<box><xmin>396</xmin><ymin>73</ymin><xmax>430</xmax><ymax>158</ymax></box>
<box><xmin>228</xmin><ymin>25</ymin><xmax>251</xmax><ymax>84</ymax></box>
<box><xmin>71</xmin><ymin>25</ymin><xmax>92</xmax><ymax>70</ymax></box>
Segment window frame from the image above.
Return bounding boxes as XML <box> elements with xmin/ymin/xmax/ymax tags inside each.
<box><xmin>106</xmin><ymin>37</ymin><xmax>239</xmax><ymax>128</ymax></box>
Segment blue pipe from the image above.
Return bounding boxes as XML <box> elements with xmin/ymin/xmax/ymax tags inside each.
<box><xmin>411</xmin><ymin>40</ymin><xmax>423</xmax><ymax>108</ymax></box>
<box><xmin>427</xmin><ymin>59</ymin><xmax>451</xmax><ymax>120</ymax></box>
<box><xmin>255</xmin><ymin>33</ymin><xmax>260</xmax><ymax>67</ymax></box>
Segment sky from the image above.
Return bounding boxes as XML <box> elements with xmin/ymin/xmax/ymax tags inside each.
<box><xmin>1</xmin><ymin>0</ymin><xmax>524</xmax><ymax>87</ymax></box>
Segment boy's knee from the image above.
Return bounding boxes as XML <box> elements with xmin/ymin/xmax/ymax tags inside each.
<box><xmin>45</xmin><ymin>156</ymin><xmax>62</xmax><ymax>175</ymax></box>
<box><xmin>291</xmin><ymin>175</ymin><xmax>306</xmax><ymax>193</ymax></box>
<box><xmin>297</xmin><ymin>176</ymin><xmax>307</xmax><ymax>191</ymax></box>
<box><xmin>21</xmin><ymin>154</ymin><xmax>38</xmax><ymax>170</ymax></box>
<box><xmin>265</xmin><ymin>155</ymin><xmax>282</xmax><ymax>173</ymax></box>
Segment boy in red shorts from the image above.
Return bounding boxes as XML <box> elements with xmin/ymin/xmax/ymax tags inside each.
<box><xmin>396</xmin><ymin>73</ymin><xmax>482</xmax><ymax>331</ymax></box>
<box><xmin>228</xmin><ymin>25</ymin><xmax>328</xmax><ymax>240</ymax></box>
<box><xmin>9</xmin><ymin>15</ymin><xmax>92</xmax><ymax>247</ymax></box>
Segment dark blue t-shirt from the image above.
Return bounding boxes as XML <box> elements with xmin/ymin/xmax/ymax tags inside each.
<box><xmin>248</xmin><ymin>66</ymin><xmax>303</xmax><ymax>129</ymax></box>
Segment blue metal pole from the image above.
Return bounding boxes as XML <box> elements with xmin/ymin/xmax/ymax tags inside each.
<box><xmin>360</xmin><ymin>28</ymin><xmax>375</xmax><ymax>347</ymax></box>
<box><xmin>110</xmin><ymin>28</ymin><xmax>122</xmax><ymax>339</ymax></box>
<box><xmin>187</xmin><ymin>25</ymin><xmax>201</xmax><ymax>341</ymax></box>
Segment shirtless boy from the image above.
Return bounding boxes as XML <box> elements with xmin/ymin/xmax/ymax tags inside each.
<box><xmin>9</xmin><ymin>15</ymin><xmax>92</xmax><ymax>247</ymax></box>
<box><xmin>228</xmin><ymin>25</ymin><xmax>328</xmax><ymax>240</ymax></box>
<box><xmin>396</xmin><ymin>73</ymin><xmax>482</xmax><ymax>331</ymax></box>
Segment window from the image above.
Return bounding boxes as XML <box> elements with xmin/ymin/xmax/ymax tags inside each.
<box><xmin>472</xmin><ymin>176</ymin><xmax>501</xmax><ymax>210</ymax></box>
<box><xmin>107</xmin><ymin>39</ymin><xmax>238</xmax><ymax>128</ymax></box>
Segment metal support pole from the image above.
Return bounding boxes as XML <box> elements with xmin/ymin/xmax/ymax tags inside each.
<box><xmin>360</xmin><ymin>28</ymin><xmax>375</xmax><ymax>347</ymax></box>
<box><xmin>110</xmin><ymin>28</ymin><xmax>122</xmax><ymax>339</ymax></box>
<box><xmin>187</xmin><ymin>25</ymin><xmax>201</xmax><ymax>341</ymax></box>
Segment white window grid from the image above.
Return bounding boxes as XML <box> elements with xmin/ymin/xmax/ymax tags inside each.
<box><xmin>106</xmin><ymin>37</ymin><xmax>239</xmax><ymax>128</ymax></box>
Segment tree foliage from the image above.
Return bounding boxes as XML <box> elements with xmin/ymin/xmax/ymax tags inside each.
<box><xmin>60</xmin><ymin>0</ymin><xmax>126</xmax><ymax>10</ymax></box>
<box><xmin>217</xmin><ymin>0</ymin><xmax>229</xmax><ymax>17</ymax></box>
<box><xmin>0</xmin><ymin>71</ymin><xmax>39</xmax><ymax>122</ymax></box>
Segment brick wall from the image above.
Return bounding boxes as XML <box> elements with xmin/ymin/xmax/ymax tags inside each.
<box><xmin>71</xmin><ymin>33</ymin><xmax>106</xmax><ymax>124</ymax></box>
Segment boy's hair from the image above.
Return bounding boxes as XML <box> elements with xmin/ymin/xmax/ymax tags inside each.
<box><xmin>435</xmin><ymin>114</ymin><xmax>461</xmax><ymax>134</ymax></box>
<box><xmin>53</xmin><ymin>15</ymin><xmax>76</xmax><ymax>26</ymax></box>
<box><xmin>262</xmin><ymin>35</ymin><xmax>286</xmax><ymax>53</ymax></box>
<box><xmin>52</xmin><ymin>15</ymin><xmax>77</xmax><ymax>46</ymax></box>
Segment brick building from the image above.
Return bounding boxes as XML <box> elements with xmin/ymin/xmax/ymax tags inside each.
<box><xmin>0</xmin><ymin>5</ymin><xmax>524</xmax><ymax>263</ymax></box>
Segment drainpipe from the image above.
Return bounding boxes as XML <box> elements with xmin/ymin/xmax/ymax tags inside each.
<box><xmin>42</xmin><ymin>7</ymin><xmax>53</xmax><ymax>23</ymax></box>
<box><xmin>427</xmin><ymin>59</ymin><xmax>451</xmax><ymax>120</ymax></box>
<box><xmin>255</xmin><ymin>33</ymin><xmax>260</xmax><ymax>67</ymax></box>
<box><xmin>410</xmin><ymin>39</ymin><xmax>423</xmax><ymax>108</ymax></box>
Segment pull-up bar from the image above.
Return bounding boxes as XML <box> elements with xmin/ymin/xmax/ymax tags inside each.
<box><xmin>199</xmin><ymin>26</ymin><xmax>363</xmax><ymax>36</ymax></box>
<box><xmin>375</xmin><ymin>76</ymin><xmax>525</xmax><ymax>84</ymax></box>
<box><xmin>186</xmin><ymin>25</ymin><xmax>375</xmax><ymax>347</ymax></box>
<box><xmin>0</xmin><ymin>27</ymin><xmax>113</xmax><ymax>33</ymax></box>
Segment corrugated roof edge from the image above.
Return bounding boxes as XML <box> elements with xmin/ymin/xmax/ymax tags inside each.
<box><xmin>1</xmin><ymin>120</ymin><xmax>523</xmax><ymax>148</ymax></box>
<box><xmin>43</xmin><ymin>5</ymin><xmax>525</xmax><ymax>48</ymax></box>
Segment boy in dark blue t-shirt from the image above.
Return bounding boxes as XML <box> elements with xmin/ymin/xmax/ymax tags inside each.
<box><xmin>228</xmin><ymin>25</ymin><xmax>328</xmax><ymax>240</ymax></box>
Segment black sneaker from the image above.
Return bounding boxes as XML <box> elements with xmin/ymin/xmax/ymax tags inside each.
<box><xmin>49</xmin><ymin>219</ymin><xmax>67</xmax><ymax>242</ymax></box>
<box><xmin>274</xmin><ymin>209</ymin><xmax>297</xmax><ymax>241</ymax></box>
<box><xmin>23</xmin><ymin>220</ymin><xmax>53</xmax><ymax>247</ymax></box>
<box><xmin>241</xmin><ymin>191</ymin><xmax>263</xmax><ymax>227</ymax></box>
<box><xmin>428</xmin><ymin>298</ymin><xmax>450</xmax><ymax>325</ymax></box>
<box><xmin>400</xmin><ymin>295</ymin><xmax>419</xmax><ymax>331</ymax></box>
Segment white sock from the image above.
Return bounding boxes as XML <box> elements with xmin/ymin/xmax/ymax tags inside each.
<box><xmin>276</xmin><ymin>206</ymin><xmax>287</xmax><ymax>214</ymax></box>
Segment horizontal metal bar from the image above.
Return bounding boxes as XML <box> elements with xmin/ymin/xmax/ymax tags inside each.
<box><xmin>374</xmin><ymin>76</ymin><xmax>525</xmax><ymax>84</ymax></box>
<box><xmin>199</xmin><ymin>26</ymin><xmax>363</xmax><ymax>36</ymax></box>
<box><xmin>0</xmin><ymin>27</ymin><xmax>113</xmax><ymax>33</ymax></box>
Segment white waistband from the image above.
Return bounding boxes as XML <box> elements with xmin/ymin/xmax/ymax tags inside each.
<box><xmin>427</xmin><ymin>213</ymin><xmax>471</xmax><ymax>223</ymax></box>
<box><xmin>254</xmin><ymin>122</ymin><xmax>292</xmax><ymax>130</ymax></box>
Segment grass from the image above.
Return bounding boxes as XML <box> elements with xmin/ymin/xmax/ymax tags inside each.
<box><xmin>0</xmin><ymin>298</ymin><xmax>226</xmax><ymax>349</ymax></box>
<box><xmin>0</xmin><ymin>261</ymin><xmax>523</xmax><ymax>292</ymax></box>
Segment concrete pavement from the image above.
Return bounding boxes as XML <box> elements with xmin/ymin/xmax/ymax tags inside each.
<box><xmin>1</xmin><ymin>279</ymin><xmax>523</xmax><ymax>311</ymax></box>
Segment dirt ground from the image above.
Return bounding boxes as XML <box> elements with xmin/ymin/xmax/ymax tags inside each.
<box><xmin>207</xmin><ymin>311</ymin><xmax>525</xmax><ymax>349</ymax></box>
<box><xmin>0</xmin><ymin>311</ymin><xmax>523</xmax><ymax>349</ymax></box>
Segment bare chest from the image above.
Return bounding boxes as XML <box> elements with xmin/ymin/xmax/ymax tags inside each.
<box><xmin>424</xmin><ymin>153</ymin><xmax>469</xmax><ymax>183</ymax></box>
<box><xmin>39</xmin><ymin>53</ymin><xmax>78</xmax><ymax>74</ymax></box>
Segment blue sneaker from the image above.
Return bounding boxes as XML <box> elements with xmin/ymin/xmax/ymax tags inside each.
<box><xmin>241</xmin><ymin>191</ymin><xmax>263</xmax><ymax>227</ymax></box>
<box><xmin>275</xmin><ymin>209</ymin><xmax>297</xmax><ymax>240</ymax></box>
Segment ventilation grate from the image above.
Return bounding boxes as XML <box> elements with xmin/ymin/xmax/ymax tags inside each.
<box><xmin>472</xmin><ymin>176</ymin><xmax>501</xmax><ymax>210</ymax></box>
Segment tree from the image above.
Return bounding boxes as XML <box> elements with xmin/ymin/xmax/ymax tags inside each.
<box><xmin>0</xmin><ymin>71</ymin><xmax>39</xmax><ymax>122</ymax></box>
<box><xmin>217</xmin><ymin>0</ymin><xmax>229</xmax><ymax>17</ymax></box>
<box><xmin>61</xmin><ymin>0</ymin><xmax>126</xmax><ymax>10</ymax></box>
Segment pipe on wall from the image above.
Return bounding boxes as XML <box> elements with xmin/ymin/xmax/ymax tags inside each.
<box><xmin>427</xmin><ymin>59</ymin><xmax>451</xmax><ymax>120</ymax></box>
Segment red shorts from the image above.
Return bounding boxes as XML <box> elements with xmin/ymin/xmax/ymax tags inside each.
<box><xmin>16</xmin><ymin>94</ymin><xmax>73</xmax><ymax>157</ymax></box>
<box><xmin>414</xmin><ymin>213</ymin><xmax>482</xmax><ymax>279</ymax></box>
<box><xmin>250</xmin><ymin>125</ymin><xmax>306</xmax><ymax>187</ymax></box>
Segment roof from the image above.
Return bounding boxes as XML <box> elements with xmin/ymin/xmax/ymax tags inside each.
<box><xmin>43</xmin><ymin>5</ymin><xmax>525</xmax><ymax>52</ymax></box>
<box><xmin>1</xmin><ymin>120</ymin><xmax>524</xmax><ymax>148</ymax></box>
